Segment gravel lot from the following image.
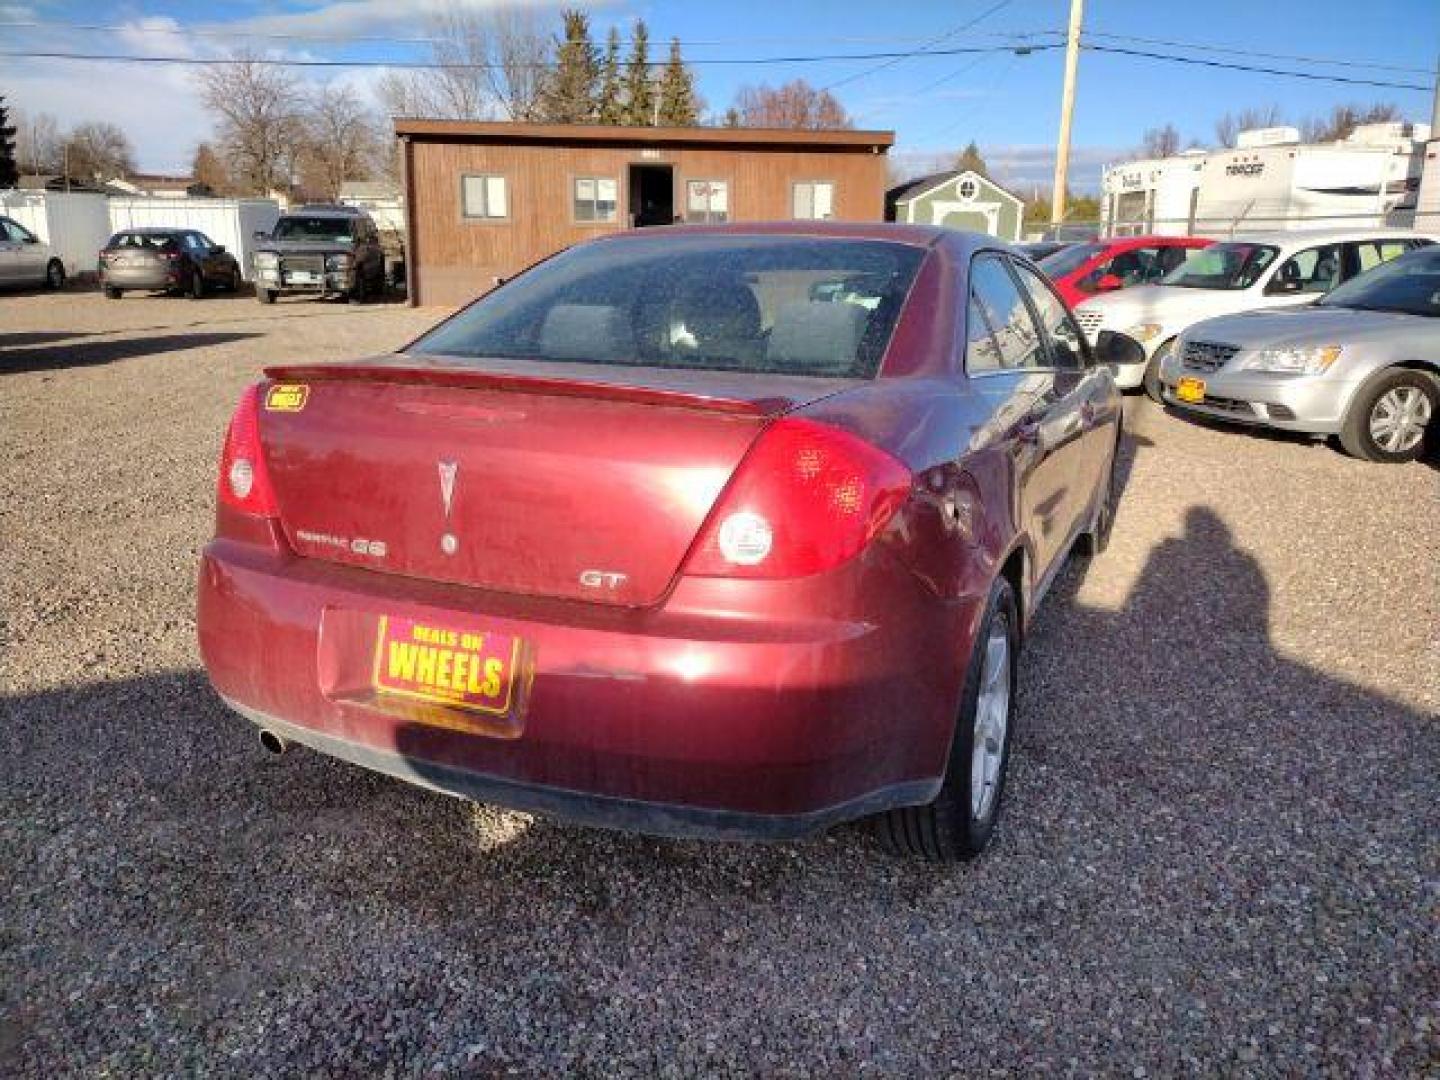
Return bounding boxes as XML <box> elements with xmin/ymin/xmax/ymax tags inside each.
<box><xmin>2</xmin><ymin>287</ymin><xmax>1436</xmax><ymax>1075</ymax></box>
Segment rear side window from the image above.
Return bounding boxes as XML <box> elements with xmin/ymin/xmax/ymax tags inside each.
<box><xmin>411</xmin><ymin>236</ymin><xmax>925</xmax><ymax>379</ymax></box>
<box><xmin>967</xmin><ymin>254</ymin><xmax>1046</xmax><ymax>371</ymax></box>
<box><xmin>111</xmin><ymin>232</ymin><xmax>175</xmax><ymax>250</ymax></box>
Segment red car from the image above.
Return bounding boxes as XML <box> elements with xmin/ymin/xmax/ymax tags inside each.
<box><xmin>1037</xmin><ymin>235</ymin><xmax>1213</xmax><ymax>308</ymax></box>
<box><xmin>198</xmin><ymin>224</ymin><xmax>1128</xmax><ymax>861</ymax></box>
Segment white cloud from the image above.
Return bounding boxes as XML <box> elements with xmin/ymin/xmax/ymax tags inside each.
<box><xmin>892</xmin><ymin>143</ymin><xmax>1127</xmax><ymax>194</ymax></box>
<box><xmin>210</xmin><ymin>0</ymin><xmax>559</xmax><ymax>40</ymax></box>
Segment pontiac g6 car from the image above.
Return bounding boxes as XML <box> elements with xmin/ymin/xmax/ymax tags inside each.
<box><xmin>198</xmin><ymin>224</ymin><xmax>1126</xmax><ymax>862</ymax></box>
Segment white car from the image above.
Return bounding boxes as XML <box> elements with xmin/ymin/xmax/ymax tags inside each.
<box><xmin>0</xmin><ymin>215</ymin><xmax>66</xmax><ymax>290</ymax></box>
<box><xmin>1072</xmin><ymin>228</ymin><xmax>1435</xmax><ymax>398</ymax></box>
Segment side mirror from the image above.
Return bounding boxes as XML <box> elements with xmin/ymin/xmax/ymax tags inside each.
<box><xmin>1095</xmin><ymin>273</ymin><xmax>1123</xmax><ymax>292</ymax></box>
<box><xmin>23</xmin><ymin>236</ymin><xmax>39</xmax><ymax>245</ymax></box>
<box><xmin>212</xmin><ymin>245</ymin><xmax>227</xmax><ymax>254</ymax></box>
<box><xmin>253</xmin><ymin>231</ymin><xmax>269</xmax><ymax>241</ymax></box>
<box><xmin>1094</xmin><ymin>330</ymin><xmax>1145</xmax><ymax>370</ymax></box>
<box><xmin>1266</xmin><ymin>277</ymin><xmax>1301</xmax><ymax>295</ymax></box>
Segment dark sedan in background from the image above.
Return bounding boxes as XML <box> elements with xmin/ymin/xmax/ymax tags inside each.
<box><xmin>99</xmin><ymin>228</ymin><xmax>242</xmax><ymax>299</ymax></box>
<box><xmin>198</xmin><ymin>224</ymin><xmax>1127</xmax><ymax>862</ymax></box>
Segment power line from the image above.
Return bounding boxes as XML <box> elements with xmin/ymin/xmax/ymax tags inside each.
<box><xmin>0</xmin><ymin>42</ymin><xmax>1061</xmax><ymax>72</ymax></box>
<box><xmin>1081</xmin><ymin>30</ymin><xmax>1433</xmax><ymax>76</ymax></box>
<box><xmin>822</xmin><ymin>0</ymin><xmax>1021</xmax><ymax>92</ymax></box>
<box><xmin>1082</xmin><ymin>44</ymin><xmax>1431</xmax><ymax>93</ymax></box>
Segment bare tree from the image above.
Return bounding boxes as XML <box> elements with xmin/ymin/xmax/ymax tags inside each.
<box><xmin>62</xmin><ymin>121</ymin><xmax>135</xmax><ymax>180</ymax></box>
<box><xmin>191</xmin><ymin>142</ymin><xmax>230</xmax><ymax>194</ymax></box>
<box><xmin>1140</xmin><ymin>123</ymin><xmax>1181</xmax><ymax>158</ymax></box>
<box><xmin>1214</xmin><ymin>105</ymin><xmax>1284</xmax><ymax>149</ymax></box>
<box><xmin>14</xmin><ymin>109</ymin><xmax>63</xmax><ymax>175</ymax></box>
<box><xmin>302</xmin><ymin>83</ymin><xmax>382</xmax><ymax>199</ymax></box>
<box><xmin>730</xmin><ymin>80</ymin><xmax>852</xmax><ymax>130</ymax></box>
<box><xmin>198</xmin><ymin>53</ymin><xmax>303</xmax><ymax>194</ymax></box>
<box><xmin>1299</xmin><ymin>102</ymin><xmax>1401</xmax><ymax>143</ymax></box>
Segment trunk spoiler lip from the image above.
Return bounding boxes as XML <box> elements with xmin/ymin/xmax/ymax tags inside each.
<box><xmin>263</xmin><ymin>357</ymin><xmax>863</xmax><ymax>419</ymax></box>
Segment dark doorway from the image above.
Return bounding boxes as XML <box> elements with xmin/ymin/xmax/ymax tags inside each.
<box><xmin>629</xmin><ymin>165</ymin><xmax>674</xmax><ymax>227</ymax></box>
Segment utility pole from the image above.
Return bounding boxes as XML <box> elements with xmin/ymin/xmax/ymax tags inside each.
<box><xmin>1431</xmin><ymin>49</ymin><xmax>1439</xmax><ymax>135</ymax></box>
<box><xmin>1050</xmin><ymin>0</ymin><xmax>1084</xmax><ymax>227</ymax></box>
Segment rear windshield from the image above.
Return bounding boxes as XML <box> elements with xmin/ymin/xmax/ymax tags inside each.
<box><xmin>410</xmin><ymin>235</ymin><xmax>926</xmax><ymax>378</ymax></box>
<box><xmin>109</xmin><ymin>232</ymin><xmax>176</xmax><ymax>250</ymax></box>
<box><xmin>1037</xmin><ymin>242</ymin><xmax>1106</xmax><ymax>278</ymax></box>
<box><xmin>1160</xmin><ymin>242</ymin><xmax>1278</xmax><ymax>290</ymax></box>
<box><xmin>272</xmin><ymin>216</ymin><xmax>355</xmax><ymax>243</ymax></box>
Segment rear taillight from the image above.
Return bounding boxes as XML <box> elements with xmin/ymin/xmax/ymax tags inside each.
<box><xmin>685</xmin><ymin>418</ymin><xmax>911</xmax><ymax>579</ymax></box>
<box><xmin>217</xmin><ymin>384</ymin><xmax>279</xmax><ymax>518</ymax></box>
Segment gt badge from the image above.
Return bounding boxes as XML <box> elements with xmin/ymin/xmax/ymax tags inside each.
<box><xmin>264</xmin><ymin>383</ymin><xmax>309</xmax><ymax>412</ymax></box>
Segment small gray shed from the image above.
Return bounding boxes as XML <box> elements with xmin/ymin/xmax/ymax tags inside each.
<box><xmin>886</xmin><ymin>169</ymin><xmax>1024</xmax><ymax>241</ymax></box>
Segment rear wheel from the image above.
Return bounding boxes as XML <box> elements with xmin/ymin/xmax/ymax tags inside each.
<box><xmin>875</xmin><ymin>575</ymin><xmax>1018</xmax><ymax>862</ymax></box>
<box><xmin>257</xmin><ymin>288</ymin><xmax>276</xmax><ymax>305</ymax></box>
<box><xmin>1339</xmin><ymin>370</ymin><xmax>1437</xmax><ymax>463</ymax></box>
<box><xmin>104</xmin><ymin>285</ymin><xmax>122</xmax><ymax>300</ymax></box>
<box><xmin>44</xmin><ymin>259</ymin><xmax>65</xmax><ymax>290</ymax></box>
<box><xmin>1142</xmin><ymin>338</ymin><xmax>1174</xmax><ymax>403</ymax></box>
<box><xmin>186</xmin><ymin>267</ymin><xmax>205</xmax><ymax>300</ymax></box>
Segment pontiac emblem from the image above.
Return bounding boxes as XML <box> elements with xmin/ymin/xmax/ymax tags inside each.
<box><xmin>438</xmin><ymin>460</ymin><xmax>459</xmax><ymax>554</ymax></box>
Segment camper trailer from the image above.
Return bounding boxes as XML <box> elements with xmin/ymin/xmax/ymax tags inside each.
<box><xmin>1191</xmin><ymin>123</ymin><xmax>1430</xmax><ymax>235</ymax></box>
<box><xmin>1100</xmin><ymin>151</ymin><xmax>1204</xmax><ymax>237</ymax></box>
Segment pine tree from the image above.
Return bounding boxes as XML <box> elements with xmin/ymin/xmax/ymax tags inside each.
<box><xmin>655</xmin><ymin>38</ymin><xmax>699</xmax><ymax>126</ymax></box>
<box><xmin>596</xmin><ymin>27</ymin><xmax>624</xmax><ymax>125</ymax></box>
<box><xmin>538</xmin><ymin>10</ymin><xmax>599</xmax><ymax>124</ymax></box>
<box><xmin>723</xmin><ymin>107</ymin><xmax>741</xmax><ymax>128</ymax></box>
<box><xmin>0</xmin><ymin>96</ymin><xmax>19</xmax><ymax>189</ymax></box>
<box><xmin>955</xmin><ymin>141</ymin><xmax>988</xmax><ymax>178</ymax></box>
<box><xmin>622</xmin><ymin>19</ymin><xmax>654</xmax><ymax>126</ymax></box>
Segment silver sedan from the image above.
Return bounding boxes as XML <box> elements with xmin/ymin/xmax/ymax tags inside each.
<box><xmin>1158</xmin><ymin>245</ymin><xmax>1440</xmax><ymax>463</ymax></box>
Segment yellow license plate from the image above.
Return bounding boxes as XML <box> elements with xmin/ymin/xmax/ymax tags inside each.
<box><xmin>1175</xmin><ymin>376</ymin><xmax>1206</xmax><ymax>404</ymax></box>
<box><xmin>372</xmin><ymin>615</ymin><xmax>526</xmax><ymax>717</ymax></box>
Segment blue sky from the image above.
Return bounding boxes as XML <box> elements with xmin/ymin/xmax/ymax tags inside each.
<box><xmin>4</xmin><ymin>0</ymin><xmax>1436</xmax><ymax>189</ymax></box>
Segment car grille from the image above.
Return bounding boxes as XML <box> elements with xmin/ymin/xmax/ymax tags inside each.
<box><xmin>1075</xmin><ymin>309</ymin><xmax>1104</xmax><ymax>338</ymax></box>
<box><xmin>1181</xmin><ymin>340</ymin><xmax>1240</xmax><ymax>373</ymax></box>
<box><xmin>280</xmin><ymin>255</ymin><xmax>325</xmax><ymax>275</ymax></box>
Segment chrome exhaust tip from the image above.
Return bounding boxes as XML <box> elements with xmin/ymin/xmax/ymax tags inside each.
<box><xmin>258</xmin><ymin>728</ymin><xmax>291</xmax><ymax>755</ymax></box>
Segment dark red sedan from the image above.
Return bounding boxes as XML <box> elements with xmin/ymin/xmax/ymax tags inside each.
<box><xmin>198</xmin><ymin>223</ymin><xmax>1127</xmax><ymax>861</ymax></box>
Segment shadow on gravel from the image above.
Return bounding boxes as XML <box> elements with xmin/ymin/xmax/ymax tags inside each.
<box><xmin>0</xmin><ymin>331</ymin><xmax>260</xmax><ymax>375</ymax></box>
<box><xmin>3</xmin><ymin>509</ymin><xmax>1436</xmax><ymax>1073</ymax></box>
<box><xmin>0</xmin><ymin>331</ymin><xmax>88</xmax><ymax>348</ymax></box>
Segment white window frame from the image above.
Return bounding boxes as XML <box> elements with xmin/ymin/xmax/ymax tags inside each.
<box><xmin>572</xmin><ymin>176</ymin><xmax>619</xmax><ymax>224</ymax></box>
<box><xmin>461</xmin><ymin>174</ymin><xmax>509</xmax><ymax>221</ymax></box>
<box><xmin>683</xmin><ymin>179</ymin><xmax>730</xmax><ymax>224</ymax></box>
<box><xmin>792</xmin><ymin>180</ymin><xmax>836</xmax><ymax>221</ymax></box>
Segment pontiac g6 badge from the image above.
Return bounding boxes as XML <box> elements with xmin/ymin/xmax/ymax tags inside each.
<box><xmin>438</xmin><ymin>460</ymin><xmax>459</xmax><ymax>555</ymax></box>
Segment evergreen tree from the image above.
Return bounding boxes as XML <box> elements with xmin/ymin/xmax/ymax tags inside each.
<box><xmin>538</xmin><ymin>10</ymin><xmax>599</xmax><ymax>123</ymax></box>
<box><xmin>722</xmin><ymin>107</ymin><xmax>741</xmax><ymax>128</ymax></box>
<box><xmin>0</xmin><ymin>96</ymin><xmax>19</xmax><ymax>188</ymax></box>
<box><xmin>955</xmin><ymin>141</ymin><xmax>988</xmax><ymax>177</ymax></box>
<box><xmin>597</xmin><ymin>27</ymin><xmax>624</xmax><ymax>125</ymax></box>
<box><xmin>622</xmin><ymin>19</ymin><xmax>654</xmax><ymax>125</ymax></box>
<box><xmin>655</xmin><ymin>38</ymin><xmax>699</xmax><ymax>126</ymax></box>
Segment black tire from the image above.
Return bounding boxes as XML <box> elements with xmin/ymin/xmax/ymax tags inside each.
<box><xmin>1142</xmin><ymin>338</ymin><xmax>1175</xmax><ymax>403</ymax></box>
<box><xmin>44</xmin><ymin>259</ymin><xmax>65</xmax><ymax>290</ymax></box>
<box><xmin>104</xmin><ymin>285</ymin><xmax>123</xmax><ymax>300</ymax></box>
<box><xmin>1077</xmin><ymin>426</ymin><xmax>1120</xmax><ymax>556</ymax></box>
<box><xmin>186</xmin><ymin>267</ymin><xmax>205</xmax><ymax>300</ymax></box>
<box><xmin>1339</xmin><ymin>369</ymin><xmax>1438</xmax><ymax>464</ymax></box>
<box><xmin>257</xmin><ymin>288</ymin><xmax>276</xmax><ymax>305</ymax></box>
<box><xmin>874</xmin><ymin>575</ymin><xmax>1019</xmax><ymax>862</ymax></box>
<box><xmin>347</xmin><ymin>276</ymin><xmax>366</xmax><ymax>305</ymax></box>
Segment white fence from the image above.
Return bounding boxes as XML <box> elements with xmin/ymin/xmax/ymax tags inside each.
<box><xmin>0</xmin><ymin>191</ymin><xmax>282</xmax><ymax>281</ymax></box>
<box><xmin>0</xmin><ymin>191</ymin><xmax>110</xmax><ymax>279</ymax></box>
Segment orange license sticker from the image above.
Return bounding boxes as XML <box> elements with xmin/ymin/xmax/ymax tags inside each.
<box><xmin>371</xmin><ymin>616</ymin><xmax>523</xmax><ymax>716</ymax></box>
<box><xmin>265</xmin><ymin>383</ymin><xmax>309</xmax><ymax>412</ymax></box>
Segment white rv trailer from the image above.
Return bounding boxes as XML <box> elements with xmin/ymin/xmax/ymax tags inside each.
<box><xmin>1416</xmin><ymin>138</ymin><xmax>1440</xmax><ymax>234</ymax></box>
<box><xmin>1100</xmin><ymin>151</ymin><xmax>1204</xmax><ymax>237</ymax></box>
<box><xmin>1191</xmin><ymin>122</ymin><xmax>1430</xmax><ymax>235</ymax></box>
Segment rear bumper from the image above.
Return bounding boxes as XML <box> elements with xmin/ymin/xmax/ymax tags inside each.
<box><xmin>198</xmin><ymin>535</ymin><xmax>972</xmax><ymax>837</ymax></box>
<box><xmin>102</xmin><ymin>267</ymin><xmax>179</xmax><ymax>289</ymax></box>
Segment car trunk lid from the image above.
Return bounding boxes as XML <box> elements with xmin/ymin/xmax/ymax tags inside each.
<box><xmin>257</xmin><ymin>355</ymin><xmax>857</xmax><ymax>607</ymax></box>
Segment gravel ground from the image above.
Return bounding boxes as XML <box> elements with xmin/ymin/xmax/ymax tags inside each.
<box><xmin>2</xmin><ymin>287</ymin><xmax>1437</xmax><ymax>1076</ymax></box>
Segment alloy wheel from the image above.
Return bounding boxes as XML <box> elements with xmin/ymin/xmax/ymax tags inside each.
<box><xmin>1369</xmin><ymin>387</ymin><xmax>1432</xmax><ymax>454</ymax></box>
<box><xmin>970</xmin><ymin>615</ymin><xmax>1011</xmax><ymax>822</ymax></box>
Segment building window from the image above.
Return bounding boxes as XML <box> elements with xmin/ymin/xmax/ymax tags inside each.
<box><xmin>792</xmin><ymin>181</ymin><xmax>835</xmax><ymax>220</ymax></box>
<box><xmin>685</xmin><ymin>180</ymin><xmax>729</xmax><ymax>223</ymax></box>
<box><xmin>958</xmin><ymin>177</ymin><xmax>979</xmax><ymax>201</ymax></box>
<box><xmin>461</xmin><ymin>175</ymin><xmax>508</xmax><ymax>220</ymax></box>
<box><xmin>574</xmin><ymin>177</ymin><xmax>618</xmax><ymax>223</ymax></box>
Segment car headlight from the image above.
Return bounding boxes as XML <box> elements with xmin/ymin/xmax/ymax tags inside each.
<box><xmin>1123</xmin><ymin>322</ymin><xmax>1164</xmax><ymax>342</ymax></box>
<box><xmin>254</xmin><ymin>252</ymin><xmax>278</xmax><ymax>268</ymax></box>
<box><xmin>325</xmin><ymin>254</ymin><xmax>352</xmax><ymax>272</ymax></box>
<box><xmin>1236</xmin><ymin>345</ymin><xmax>1342</xmax><ymax>375</ymax></box>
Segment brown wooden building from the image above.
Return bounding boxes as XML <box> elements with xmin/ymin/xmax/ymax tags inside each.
<box><xmin>395</xmin><ymin>120</ymin><xmax>895</xmax><ymax>308</ymax></box>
